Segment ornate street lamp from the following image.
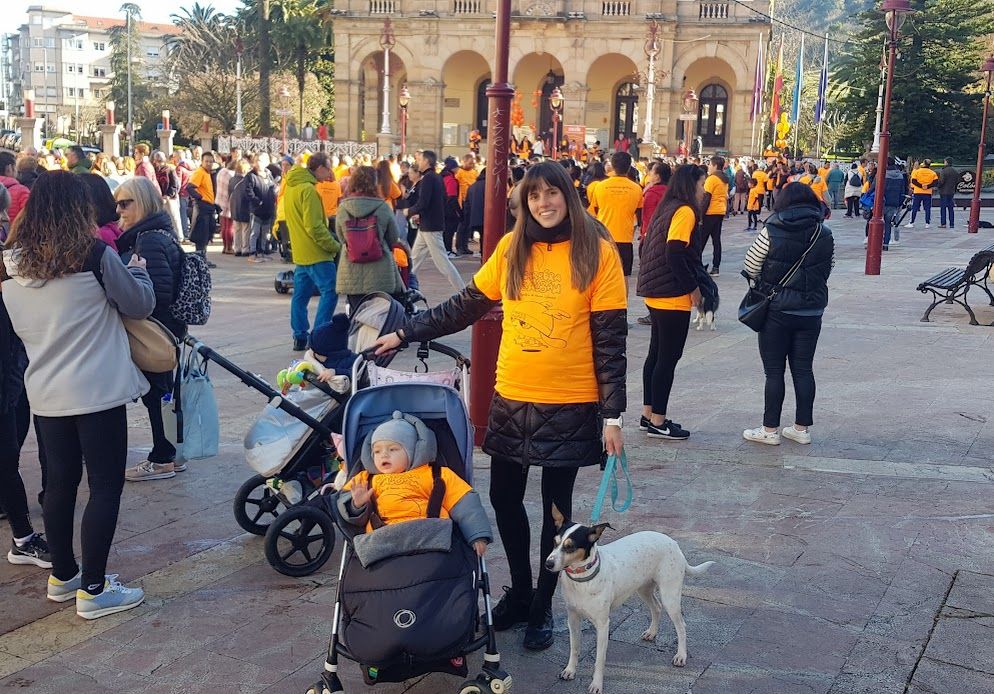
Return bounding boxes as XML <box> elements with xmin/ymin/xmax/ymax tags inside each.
<box><xmin>968</xmin><ymin>54</ymin><xmax>994</xmax><ymax>234</ymax></box>
<box><xmin>549</xmin><ymin>86</ymin><xmax>563</xmax><ymax>160</ymax></box>
<box><xmin>234</xmin><ymin>37</ymin><xmax>245</xmax><ymax>134</ymax></box>
<box><xmin>379</xmin><ymin>18</ymin><xmax>396</xmax><ymax>136</ymax></box>
<box><xmin>398</xmin><ymin>85</ymin><xmax>410</xmax><ymax>159</ymax></box>
<box><xmin>642</xmin><ymin>20</ymin><xmax>661</xmax><ymax>146</ymax></box>
<box><xmin>866</xmin><ymin>0</ymin><xmax>913</xmax><ymax>275</ymax></box>
<box><xmin>681</xmin><ymin>87</ymin><xmax>698</xmax><ymax>156</ymax></box>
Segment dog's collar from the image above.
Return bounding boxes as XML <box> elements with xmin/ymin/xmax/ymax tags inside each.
<box><xmin>564</xmin><ymin>552</ymin><xmax>600</xmax><ymax>583</ymax></box>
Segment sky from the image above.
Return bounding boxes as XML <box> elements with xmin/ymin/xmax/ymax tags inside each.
<box><xmin>2</xmin><ymin>0</ymin><xmax>243</xmax><ymax>36</ymax></box>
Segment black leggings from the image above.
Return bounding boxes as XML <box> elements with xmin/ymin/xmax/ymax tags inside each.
<box><xmin>642</xmin><ymin>308</ymin><xmax>691</xmax><ymax>416</ymax></box>
<box><xmin>142</xmin><ymin>370</ymin><xmax>176</xmax><ymax>464</ymax></box>
<box><xmin>701</xmin><ymin>214</ymin><xmax>724</xmax><ymax>270</ymax></box>
<box><xmin>846</xmin><ymin>196</ymin><xmax>860</xmax><ymax>217</ymax></box>
<box><xmin>489</xmin><ymin>456</ymin><xmax>579</xmax><ymax>612</ymax></box>
<box><xmin>748</xmin><ymin>210</ymin><xmax>759</xmax><ymax>227</ymax></box>
<box><xmin>35</xmin><ymin>406</ymin><xmax>128</xmax><ymax>590</ymax></box>
<box><xmin>758</xmin><ymin>312</ymin><xmax>822</xmax><ymax>428</ymax></box>
<box><xmin>0</xmin><ymin>392</ymin><xmax>34</xmax><ymax>538</ymax></box>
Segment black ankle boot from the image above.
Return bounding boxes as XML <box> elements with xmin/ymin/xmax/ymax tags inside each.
<box><xmin>492</xmin><ymin>586</ymin><xmax>533</xmax><ymax>631</ymax></box>
<box><xmin>523</xmin><ymin>603</ymin><xmax>554</xmax><ymax>651</ymax></box>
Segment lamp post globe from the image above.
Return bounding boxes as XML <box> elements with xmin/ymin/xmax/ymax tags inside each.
<box><xmin>549</xmin><ymin>86</ymin><xmax>564</xmax><ymax>159</ymax></box>
<box><xmin>398</xmin><ymin>85</ymin><xmax>411</xmax><ymax>158</ymax></box>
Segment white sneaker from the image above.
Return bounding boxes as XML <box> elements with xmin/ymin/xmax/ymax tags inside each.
<box><xmin>904</xmin><ymin>222</ymin><xmax>914</xmax><ymax>228</ymax></box>
<box><xmin>782</xmin><ymin>426</ymin><xmax>812</xmax><ymax>444</ymax></box>
<box><xmin>75</xmin><ymin>575</ymin><xmax>144</xmax><ymax>620</ymax></box>
<box><xmin>889</xmin><ymin>240</ymin><xmax>900</xmax><ymax>246</ymax></box>
<box><xmin>743</xmin><ymin>427</ymin><xmax>781</xmax><ymax>445</ymax></box>
<box><xmin>924</xmin><ymin>223</ymin><xmax>931</xmax><ymax>229</ymax></box>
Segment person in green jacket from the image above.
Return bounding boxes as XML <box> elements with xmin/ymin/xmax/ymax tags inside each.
<box><xmin>66</xmin><ymin>146</ymin><xmax>91</xmax><ymax>175</ymax></box>
<box><xmin>284</xmin><ymin>152</ymin><xmax>342</xmax><ymax>351</ymax></box>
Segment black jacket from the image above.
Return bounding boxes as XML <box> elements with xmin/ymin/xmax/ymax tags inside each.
<box><xmin>408</xmin><ymin>168</ymin><xmax>445</xmax><ymax>231</ymax></box>
<box><xmin>637</xmin><ymin>201</ymin><xmax>701</xmax><ymax>299</ymax></box>
<box><xmin>936</xmin><ymin>166</ymin><xmax>960</xmax><ymax>197</ymax></box>
<box><xmin>462</xmin><ymin>176</ymin><xmax>486</xmax><ymax>229</ymax></box>
<box><xmin>116</xmin><ymin>210</ymin><xmax>186</xmax><ymax>338</ymax></box>
<box><xmin>759</xmin><ymin>204</ymin><xmax>834</xmax><ymax>314</ymax></box>
<box><xmin>228</xmin><ymin>173</ymin><xmax>252</xmax><ymax>223</ymax></box>
<box><xmin>402</xmin><ymin>273</ymin><xmax>627</xmax><ymax>469</ymax></box>
<box><xmin>245</xmin><ymin>170</ymin><xmax>276</xmax><ymax>221</ymax></box>
<box><xmin>16</xmin><ymin>169</ymin><xmax>39</xmax><ymax>190</ymax></box>
<box><xmin>0</xmin><ymin>299</ymin><xmax>27</xmax><ymax>413</ymax></box>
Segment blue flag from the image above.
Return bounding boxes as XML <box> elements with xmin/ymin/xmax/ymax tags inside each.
<box><xmin>790</xmin><ymin>35</ymin><xmax>805</xmax><ymax>124</ymax></box>
<box><xmin>814</xmin><ymin>36</ymin><xmax>829</xmax><ymax>124</ymax></box>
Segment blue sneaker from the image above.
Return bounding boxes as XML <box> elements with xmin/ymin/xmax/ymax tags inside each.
<box><xmin>47</xmin><ymin>571</ymin><xmax>81</xmax><ymax>603</ymax></box>
<box><xmin>75</xmin><ymin>575</ymin><xmax>144</xmax><ymax>620</ymax></box>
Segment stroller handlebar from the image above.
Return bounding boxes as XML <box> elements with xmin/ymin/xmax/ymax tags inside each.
<box><xmin>361</xmin><ymin>340</ymin><xmax>471</xmax><ymax>369</ymax></box>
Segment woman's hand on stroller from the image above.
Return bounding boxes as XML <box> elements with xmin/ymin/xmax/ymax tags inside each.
<box><xmin>350</xmin><ymin>480</ymin><xmax>374</xmax><ymax>508</ymax></box>
<box><xmin>472</xmin><ymin>539</ymin><xmax>488</xmax><ymax>557</ymax></box>
<box><xmin>373</xmin><ymin>332</ymin><xmax>403</xmax><ymax>355</ymax></box>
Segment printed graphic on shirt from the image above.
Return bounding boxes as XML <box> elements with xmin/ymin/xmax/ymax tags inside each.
<box><xmin>508</xmin><ymin>300</ymin><xmax>569</xmax><ymax>351</ymax></box>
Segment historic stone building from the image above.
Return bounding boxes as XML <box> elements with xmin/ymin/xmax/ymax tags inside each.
<box><xmin>332</xmin><ymin>0</ymin><xmax>770</xmax><ymax>157</ymax></box>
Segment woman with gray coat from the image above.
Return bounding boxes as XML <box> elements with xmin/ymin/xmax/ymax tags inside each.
<box><xmin>335</xmin><ymin>166</ymin><xmax>407</xmax><ymax>310</ymax></box>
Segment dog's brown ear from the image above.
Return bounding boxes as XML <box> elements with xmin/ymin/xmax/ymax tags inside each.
<box><xmin>551</xmin><ymin>504</ymin><xmax>565</xmax><ymax>529</ymax></box>
<box><xmin>588</xmin><ymin>523</ymin><xmax>612</xmax><ymax>544</ymax></box>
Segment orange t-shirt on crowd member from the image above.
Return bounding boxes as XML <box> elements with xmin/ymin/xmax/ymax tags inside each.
<box><xmin>911</xmin><ymin>167</ymin><xmax>938</xmax><ymax>195</ymax></box>
<box><xmin>189</xmin><ymin>166</ymin><xmax>215</xmax><ymax>205</ymax></box>
<box><xmin>703</xmin><ymin>174</ymin><xmax>727</xmax><ymax>216</ymax></box>
<box><xmin>644</xmin><ymin>206</ymin><xmax>696</xmax><ymax>312</ymax></box>
<box><xmin>343</xmin><ymin>465</ymin><xmax>472</xmax><ymax>533</ymax></box>
<box><xmin>587</xmin><ymin>174</ymin><xmax>644</xmax><ymax>244</ymax></box>
<box><xmin>455</xmin><ymin>167</ymin><xmax>479</xmax><ymax>206</ymax></box>
<box><xmin>382</xmin><ymin>180</ymin><xmax>402</xmax><ymax>210</ymax></box>
<box><xmin>316</xmin><ymin>180</ymin><xmax>342</xmax><ymax>217</ymax></box>
<box><xmin>473</xmin><ymin>231</ymin><xmax>627</xmax><ymax>403</ymax></box>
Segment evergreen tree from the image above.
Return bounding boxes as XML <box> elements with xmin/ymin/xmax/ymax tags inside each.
<box><xmin>108</xmin><ymin>3</ymin><xmax>152</xmax><ymax>133</ymax></box>
<box><xmin>832</xmin><ymin>0</ymin><xmax>994</xmax><ymax>159</ymax></box>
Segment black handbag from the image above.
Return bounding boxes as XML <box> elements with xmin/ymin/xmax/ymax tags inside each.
<box><xmin>738</xmin><ymin>225</ymin><xmax>822</xmax><ymax>332</ymax></box>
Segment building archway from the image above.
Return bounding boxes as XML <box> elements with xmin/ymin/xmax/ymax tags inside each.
<box><xmin>355</xmin><ymin>50</ymin><xmax>408</xmax><ymax>141</ymax></box>
<box><xmin>441</xmin><ymin>50</ymin><xmax>491</xmax><ymax>147</ymax></box>
<box><xmin>697</xmin><ymin>84</ymin><xmax>728</xmax><ymax>148</ymax></box>
<box><xmin>585</xmin><ymin>53</ymin><xmax>640</xmax><ymax>146</ymax></box>
<box><xmin>511</xmin><ymin>53</ymin><xmax>564</xmax><ymax>143</ymax></box>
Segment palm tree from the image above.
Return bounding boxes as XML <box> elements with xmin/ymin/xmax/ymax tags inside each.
<box><xmin>168</xmin><ymin>4</ymin><xmax>235</xmax><ymax>74</ymax></box>
<box><xmin>271</xmin><ymin>0</ymin><xmax>333</xmax><ymax>127</ymax></box>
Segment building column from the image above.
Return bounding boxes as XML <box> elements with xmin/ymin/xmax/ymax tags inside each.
<box><xmin>98</xmin><ymin>123</ymin><xmax>121</xmax><ymax>158</ymax></box>
<box><xmin>16</xmin><ymin>117</ymin><xmax>43</xmax><ymax>152</ymax></box>
<box><xmin>200</xmin><ymin>134</ymin><xmax>213</xmax><ymax>153</ymax></box>
<box><xmin>158</xmin><ymin>129</ymin><xmax>176</xmax><ymax>157</ymax></box>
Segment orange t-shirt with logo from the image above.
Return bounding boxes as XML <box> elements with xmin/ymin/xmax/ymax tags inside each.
<box><xmin>343</xmin><ymin>465</ymin><xmax>471</xmax><ymax>533</ymax></box>
<box><xmin>645</xmin><ymin>206</ymin><xmax>696</xmax><ymax>312</ymax></box>
<box><xmin>588</xmin><ymin>175</ymin><xmax>644</xmax><ymax>244</ymax></box>
<box><xmin>455</xmin><ymin>167</ymin><xmax>479</xmax><ymax>206</ymax></box>
<box><xmin>704</xmin><ymin>174</ymin><xmax>728</xmax><ymax>216</ymax></box>
<box><xmin>473</xmin><ymin>232</ymin><xmax>627</xmax><ymax>403</ymax></box>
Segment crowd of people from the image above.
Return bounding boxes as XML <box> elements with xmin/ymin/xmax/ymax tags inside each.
<box><xmin>7</xmin><ymin>131</ymin><xmax>973</xmax><ymax>645</ymax></box>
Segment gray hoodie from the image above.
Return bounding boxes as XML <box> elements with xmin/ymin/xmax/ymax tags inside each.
<box><xmin>1</xmin><ymin>241</ymin><xmax>156</xmax><ymax>417</ymax></box>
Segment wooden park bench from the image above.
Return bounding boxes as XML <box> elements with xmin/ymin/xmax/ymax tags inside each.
<box><xmin>917</xmin><ymin>244</ymin><xmax>994</xmax><ymax>325</ymax></box>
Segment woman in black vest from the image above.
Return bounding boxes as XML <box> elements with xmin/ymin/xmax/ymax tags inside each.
<box><xmin>742</xmin><ymin>182</ymin><xmax>834</xmax><ymax>446</ymax></box>
<box><xmin>636</xmin><ymin>165</ymin><xmax>706</xmax><ymax>440</ymax></box>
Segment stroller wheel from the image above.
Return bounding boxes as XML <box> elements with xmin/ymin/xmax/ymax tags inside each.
<box><xmin>458</xmin><ymin>681</ymin><xmax>484</xmax><ymax>694</ymax></box>
<box><xmin>264</xmin><ymin>504</ymin><xmax>336</xmax><ymax>577</ymax></box>
<box><xmin>275</xmin><ymin>277</ymin><xmax>289</xmax><ymax>294</ymax></box>
<box><xmin>233</xmin><ymin>474</ymin><xmax>285</xmax><ymax>535</ymax></box>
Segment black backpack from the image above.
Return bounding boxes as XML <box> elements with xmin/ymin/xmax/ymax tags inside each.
<box><xmin>849</xmin><ymin>172</ymin><xmax>861</xmax><ymax>188</ymax></box>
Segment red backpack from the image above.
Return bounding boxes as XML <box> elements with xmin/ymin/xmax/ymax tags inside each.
<box><xmin>344</xmin><ymin>213</ymin><xmax>384</xmax><ymax>264</ymax></box>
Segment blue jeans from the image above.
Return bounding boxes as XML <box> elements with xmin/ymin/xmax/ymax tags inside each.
<box><xmin>883</xmin><ymin>206</ymin><xmax>898</xmax><ymax>245</ymax></box>
<box><xmin>291</xmin><ymin>261</ymin><xmax>338</xmax><ymax>341</ymax></box>
<box><xmin>910</xmin><ymin>194</ymin><xmax>932</xmax><ymax>225</ymax></box>
<box><xmin>179</xmin><ymin>196</ymin><xmax>191</xmax><ymax>239</ymax></box>
<box><xmin>939</xmin><ymin>195</ymin><xmax>955</xmax><ymax>227</ymax></box>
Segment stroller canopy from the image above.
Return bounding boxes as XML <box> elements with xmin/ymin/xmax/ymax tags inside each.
<box><xmin>341</xmin><ymin>382</ymin><xmax>474</xmax><ymax>485</ymax></box>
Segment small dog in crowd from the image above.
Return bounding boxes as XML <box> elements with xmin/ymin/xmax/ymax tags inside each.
<box><xmin>546</xmin><ymin>506</ymin><xmax>715</xmax><ymax>694</ymax></box>
<box><xmin>693</xmin><ymin>264</ymin><xmax>720</xmax><ymax>331</ymax></box>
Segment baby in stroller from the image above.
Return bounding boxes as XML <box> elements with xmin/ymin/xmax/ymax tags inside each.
<box><xmin>338</xmin><ymin>410</ymin><xmax>491</xmax><ymax>558</ymax></box>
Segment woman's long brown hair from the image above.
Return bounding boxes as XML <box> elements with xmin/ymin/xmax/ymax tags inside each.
<box><xmin>376</xmin><ymin>160</ymin><xmax>395</xmax><ymax>200</ymax></box>
<box><xmin>6</xmin><ymin>171</ymin><xmax>96</xmax><ymax>280</ymax></box>
<box><xmin>505</xmin><ymin>162</ymin><xmax>611</xmax><ymax>301</ymax></box>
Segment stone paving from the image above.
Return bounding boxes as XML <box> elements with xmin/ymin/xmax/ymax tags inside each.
<box><xmin>1</xmin><ymin>208</ymin><xmax>994</xmax><ymax>694</ymax></box>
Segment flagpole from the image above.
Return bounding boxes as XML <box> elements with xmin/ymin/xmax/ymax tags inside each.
<box><xmin>750</xmin><ymin>33</ymin><xmax>764</xmax><ymax>157</ymax></box>
<box><xmin>792</xmin><ymin>35</ymin><xmax>804</xmax><ymax>158</ymax></box>
<box><xmin>815</xmin><ymin>34</ymin><xmax>829</xmax><ymax>157</ymax></box>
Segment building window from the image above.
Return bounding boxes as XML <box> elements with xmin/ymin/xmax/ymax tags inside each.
<box><xmin>93</xmin><ymin>42</ymin><xmax>105</xmax><ymax>51</ymax></box>
<box><xmin>93</xmin><ymin>67</ymin><xmax>106</xmax><ymax>77</ymax></box>
<box><xmin>613</xmin><ymin>82</ymin><xmax>639</xmax><ymax>144</ymax></box>
<box><xmin>66</xmin><ymin>63</ymin><xmax>74</xmax><ymax>73</ymax></box>
<box><xmin>147</xmin><ymin>49</ymin><xmax>159</xmax><ymax>58</ymax></box>
<box><xmin>45</xmin><ymin>37</ymin><xmax>55</xmax><ymax>48</ymax></box>
<box><xmin>46</xmin><ymin>64</ymin><xmax>55</xmax><ymax>73</ymax></box>
<box><xmin>32</xmin><ymin>38</ymin><xmax>43</xmax><ymax>47</ymax></box>
<box><xmin>46</xmin><ymin>87</ymin><xmax>57</xmax><ymax>97</ymax></box>
<box><xmin>476</xmin><ymin>78</ymin><xmax>491</xmax><ymax>138</ymax></box>
<box><xmin>34</xmin><ymin>62</ymin><xmax>44</xmax><ymax>72</ymax></box>
<box><xmin>697</xmin><ymin>84</ymin><xmax>728</xmax><ymax>148</ymax></box>
<box><xmin>67</xmin><ymin>87</ymin><xmax>75</xmax><ymax>97</ymax></box>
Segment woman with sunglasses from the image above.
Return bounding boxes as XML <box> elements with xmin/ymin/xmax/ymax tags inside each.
<box><xmin>114</xmin><ymin>177</ymin><xmax>187</xmax><ymax>482</ymax></box>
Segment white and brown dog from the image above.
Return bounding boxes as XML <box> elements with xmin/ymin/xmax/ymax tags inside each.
<box><xmin>546</xmin><ymin>505</ymin><xmax>714</xmax><ymax>694</ymax></box>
